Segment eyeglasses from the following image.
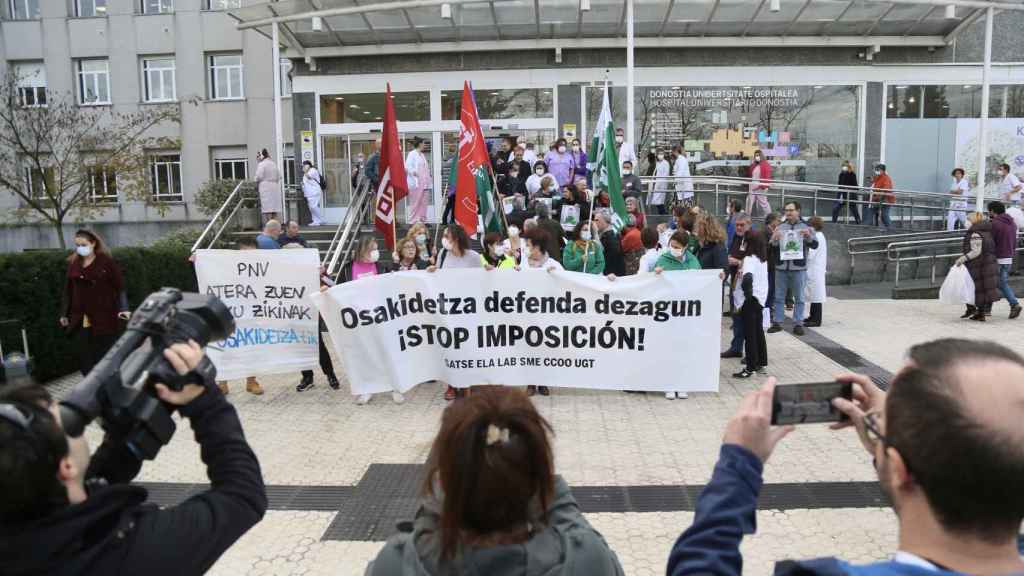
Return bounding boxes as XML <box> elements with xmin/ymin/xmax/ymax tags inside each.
<box><xmin>858</xmin><ymin>410</ymin><xmax>888</xmax><ymax>450</ymax></box>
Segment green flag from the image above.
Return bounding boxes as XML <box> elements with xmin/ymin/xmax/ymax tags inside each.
<box><xmin>476</xmin><ymin>165</ymin><xmax>502</xmax><ymax>234</ymax></box>
<box><xmin>591</xmin><ymin>85</ymin><xmax>629</xmax><ymax>232</ymax></box>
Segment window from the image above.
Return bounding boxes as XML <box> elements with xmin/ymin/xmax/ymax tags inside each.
<box><xmin>77</xmin><ymin>0</ymin><xmax>107</xmax><ymax>17</ymax></box>
<box><xmin>214</xmin><ymin>158</ymin><xmax>247</xmax><ymax>180</ymax></box>
<box><xmin>283</xmin><ymin>155</ymin><xmax>296</xmax><ymax>188</ymax></box>
<box><xmin>886</xmin><ymin>85</ymin><xmax>922</xmax><ymax>119</ymax></box>
<box><xmin>208</xmin><ymin>54</ymin><xmax>244</xmax><ymax>100</ymax></box>
<box><xmin>141</xmin><ymin>0</ymin><xmax>172</xmax><ymax>14</ymax></box>
<box><xmin>206</xmin><ymin>0</ymin><xmax>241</xmax><ymax>9</ymax></box>
<box><xmin>77</xmin><ymin>59</ymin><xmax>111</xmax><ymax>105</ymax></box>
<box><xmin>280</xmin><ymin>58</ymin><xmax>292</xmax><ymax>97</ymax></box>
<box><xmin>150</xmin><ymin>154</ymin><xmax>182</xmax><ymax>200</ymax></box>
<box><xmin>8</xmin><ymin>0</ymin><xmax>39</xmax><ymax>19</ymax></box>
<box><xmin>87</xmin><ymin>166</ymin><xmax>118</xmax><ymax>202</ymax></box>
<box><xmin>23</xmin><ymin>166</ymin><xmax>55</xmax><ymax>199</ymax></box>
<box><xmin>14</xmin><ymin>62</ymin><xmax>46</xmax><ymax>107</ymax></box>
<box><xmin>441</xmin><ymin>88</ymin><xmax>554</xmax><ymax>120</ymax></box>
<box><xmin>143</xmin><ymin>57</ymin><xmax>176</xmax><ymax>102</ymax></box>
<box><xmin>320</xmin><ymin>91</ymin><xmax>430</xmax><ymax>123</ymax></box>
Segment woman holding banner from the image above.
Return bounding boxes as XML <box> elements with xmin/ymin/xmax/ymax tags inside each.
<box><xmin>428</xmin><ymin>225</ymin><xmax>482</xmax><ymax>401</ymax></box>
<box><xmin>481</xmin><ymin>232</ymin><xmax>516</xmax><ymax>270</ymax></box>
<box><xmin>562</xmin><ymin>221</ymin><xmax>605</xmax><ymax>275</ymax></box>
<box><xmin>342</xmin><ymin>236</ymin><xmax>405</xmax><ymax>406</ymax></box>
<box><xmin>654</xmin><ymin>231</ymin><xmax>702</xmax><ymax>273</ymax></box>
<box><xmin>394</xmin><ymin>237</ymin><xmax>430</xmax><ymax>271</ymax></box>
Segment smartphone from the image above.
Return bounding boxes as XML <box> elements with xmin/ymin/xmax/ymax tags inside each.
<box><xmin>771</xmin><ymin>381</ymin><xmax>853</xmax><ymax>426</ymax></box>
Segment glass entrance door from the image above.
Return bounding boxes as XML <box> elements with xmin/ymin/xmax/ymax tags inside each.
<box><xmin>320</xmin><ymin>135</ymin><xmax>350</xmax><ymax>223</ymax></box>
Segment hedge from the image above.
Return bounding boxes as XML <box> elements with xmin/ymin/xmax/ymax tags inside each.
<box><xmin>0</xmin><ymin>245</ymin><xmax>197</xmax><ymax>383</ymax></box>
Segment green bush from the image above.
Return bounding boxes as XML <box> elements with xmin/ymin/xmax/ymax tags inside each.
<box><xmin>0</xmin><ymin>245</ymin><xmax>196</xmax><ymax>383</ymax></box>
<box><xmin>194</xmin><ymin>179</ymin><xmax>254</xmax><ymax>217</ymax></box>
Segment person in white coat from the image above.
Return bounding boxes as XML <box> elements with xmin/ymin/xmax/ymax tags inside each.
<box><xmin>405</xmin><ymin>137</ymin><xmax>432</xmax><ymax>224</ymax></box>
<box><xmin>649</xmin><ymin>151</ymin><xmax>671</xmax><ymax>214</ymax></box>
<box><xmin>947</xmin><ymin>167</ymin><xmax>970</xmax><ymax>231</ymax></box>
<box><xmin>615</xmin><ymin>127</ymin><xmax>636</xmax><ymax>169</ymax></box>
<box><xmin>803</xmin><ymin>216</ymin><xmax>828</xmax><ymax>327</ymax></box>
<box><xmin>254</xmin><ymin>149</ymin><xmax>281</xmax><ymax>223</ymax></box>
<box><xmin>672</xmin><ymin>145</ymin><xmax>694</xmax><ymax>207</ymax></box>
<box><xmin>301</xmin><ymin>160</ymin><xmax>325</xmax><ymax>226</ymax></box>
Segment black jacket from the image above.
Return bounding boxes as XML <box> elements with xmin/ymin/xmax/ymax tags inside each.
<box><xmin>538</xmin><ymin>217</ymin><xmax>566</xmax><ymax>263</ymax></box>
<box><xmin>600</xmin><ymin>229</ymin><xmax>626</xmax><ymax>276</ymax></box>
<box><xmin>697</xmin><ymin>241</ymin><xmax>728</xmax><ymax>271</ymax></box>
<box><xmin>0</xmin><ymin>386</ymin><xmax>267</xmax><ymax>576</ymax></box>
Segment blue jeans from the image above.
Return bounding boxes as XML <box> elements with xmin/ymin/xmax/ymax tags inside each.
<box><xmin>998</xmin><ymin>264</ymin><xmax>1019</xmax><ymax>307</ymax></box>
<box><xmin>773</xmin><ymin>269</ymin><xmax>807</xmax><ymax>326</ymax></box>
<box><xmin>729</xmin><ymin>312</ymin><xmax>745</xmax><ymax>353</ymax></box>
<box><xmin>866</xmin><ymin>204</ymin><xmax>892</xmax><ymax>228</ymax></box>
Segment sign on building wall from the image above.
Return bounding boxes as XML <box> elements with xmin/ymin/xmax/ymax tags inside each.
<box><xmin>301</xmin><ymin>130</ymin><xmax>315</xmax><ymax>163</ymax></box>
<box><xmin>955</xmin><ymin>118</ymin><xmax>1024</xmax><ymax>193</ymax></box>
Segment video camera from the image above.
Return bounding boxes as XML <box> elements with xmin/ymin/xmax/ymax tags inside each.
<box><xmin>59</xmin><ymin>288</ymin><xmax>234</xmax><ymax>460</ymax></box>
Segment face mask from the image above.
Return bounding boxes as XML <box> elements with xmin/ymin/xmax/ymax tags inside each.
<box><xmin>558</xmin><ymin>146</ymin><xmax>567</xmax><ymax>153</ymax></box>
<box><xmin>493</xmin><ymin>245</ymin><xmax>506</xmax><ymax>257</ymax></box>
<box><xmin>657</xmin><ymin>154</ymin><xmax>665</xmax><ymax>161</ymax></box>
<box><xmin>615</xmin><ymin>136</ymin><xmax>624</xmax><ymax>144</ymax></box>
<box><xmin>670</xmin><ymin>248</ymin><xmax>684</xmax><ymax>258</ymax></box>
<box><xmin>754</xmin><ymin>156</ymin><xmax>761</xmax><ymax>163</ymax></box>
<box><xmin>623</xmin><ymin>169</ymin><xmax>632</xmax><ymax>175</ymax></box>
<box><xmin>581</xmin><ymin>231</ymin><xmax>592</xmax><ymax>241</ymax></box>
<box><xmin>875</xmin><ymin>170</ymin><xmax>882</xmax><ymax>176</ymax></box>
<box><xmin>441</xmin><ymin>238</ymin><xmax>452</xmax><ymax>251</ymax></box>
<box><xmin>535</xmin><ymin>168</ymin><xmax>545</xmax><ymax>176</ymax></box>
<box><xmin>842</xmin><ymin>166</ymin><xmax>849</xmax><ymax>172</ymax></box>
<box><xmin>508</xmin><ymin>226</ymin><xmax>520</xmax><ymax>237</ymax></box>
<box><xmin>76</xmin><ymin>245</ymin><xmax>93</xmax><ymax>257</ymax></box>
<box><xmin>368</xmin><ymin>249</ymin><xmax>380</xmax><ymax>263</ymax></box>
<box><xmin>415</xmin><ymin>234</ymin><xmax>426</xmax><ymax>243</ymax></box>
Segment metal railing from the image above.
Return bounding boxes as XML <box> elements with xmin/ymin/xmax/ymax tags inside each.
<box><xmin>886</xmin><ymin>231</ymin><xmax>1024</xmax><ymax>288</ymax></box>
<box><xmin>847</xmin><ymin>229</ymin><xmax>967</xmax><ymax>284</ymax></box>
<box><xmin>637</xmin><ymin>175</ymin><xmax>991</xmax><ymax>229</ymax></box>
<box><xmin>323</xmin><ymin>175</ymin><xmax>375</xmax><ymax>279</ymax></box>
<box><xmin>190</xmin><ymin>180</ymin><xmax>257</xmax><ymax>253</ymax></box>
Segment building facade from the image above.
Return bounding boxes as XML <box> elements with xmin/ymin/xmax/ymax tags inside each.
<box><xmin>0</xmin><ymin>0</ymin><xmax>293</xmax><ymax>252</ymax></box>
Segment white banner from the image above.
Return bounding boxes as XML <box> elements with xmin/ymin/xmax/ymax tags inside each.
<box><xmin>312</xmin><ymin>269</ymin><xmax>722</xmax><ymax>395</ymax></box>
<box><xmin>195</xmin><ymin>249</ymin><xmax>319</xmax><ymax>380</ymax></box>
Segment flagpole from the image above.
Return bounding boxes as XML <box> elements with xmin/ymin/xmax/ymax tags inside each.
<box><xmin>583</xmin><ymin>187</ymin><xmax>597</xmax><ymax>274</ymax></box>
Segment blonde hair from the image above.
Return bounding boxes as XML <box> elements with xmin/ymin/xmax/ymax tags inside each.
<box><xmin>842</xmin><ymin>160</ymin><xmax>855</xmax><ymax>171</ymax></box>
<box><xmin>968</xmin><ymin>211</ymin><xmax>986</xmax><ymax>225</ymax></box>
<box><xmin>396</xmin><ymin>237</ymin><xmax>418</xmax><ymax>258</ymax></box>
<box><xmin>696</xmin><ymin>213</ymin><xmax>727</xmax><ymax>244</ymax></box>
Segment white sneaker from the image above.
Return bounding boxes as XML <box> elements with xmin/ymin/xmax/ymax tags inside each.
<box><xmin>665</xmin><ymin>392</ymin><xmax>676</xmax><ymax>400</ymax></box>
<box><xmin>356</xmin><ymin>393</ymin><xmax>372</xmax><ymax>405</ymax></box>
<box><xmin>391</xmin><ymin>392</ymin><xmax>405</xmax><ymax>404</ymax></box>
<box><xmin>678</xmin><ymin>392</ymin><xmax>689</xmax><ymax>399</ymax></box>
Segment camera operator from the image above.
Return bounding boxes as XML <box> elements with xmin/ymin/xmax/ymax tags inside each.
<box><xmin>668</xmin><ymin>338</ymin><xmax>1024</xmax><ymax>576</ymax></box>
<box><xmin>0</xmin><ymin>341</ymin><xmax>267</xmax><ymax>575</ymax></box>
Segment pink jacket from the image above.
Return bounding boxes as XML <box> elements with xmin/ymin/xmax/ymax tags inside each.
<box><xmin>749</xmin><ymin>160</ymin><xmax>772</xmax><ymax>191</ymax></box>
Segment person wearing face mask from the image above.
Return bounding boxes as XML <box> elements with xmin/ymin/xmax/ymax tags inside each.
<box><xmin>428</xmin><ymin>225</ymin><xmax>483</xmax><ymax>272</ymax></box>
<box><xmin>832</xmin><ymin>160</ymin><xmax>861</xmax><ymax>224</ymax></box>
<box><xmin>535</xmin><ymin>175</ymin><xmax>558</xmax><ymax>200</ymax></box>
<box><xmin>615</xmin><ymin>127</ymin><xmax>636</xmax><ymax>168</ymax></box>
<box><xmin>672</xmin><ymin>146</ymin><xmax>694</xmax><ymax>206</ymax></box>
<box><xmin>562</xmin><ymin>220</ymin><xmax>605</xmax><ymax>275</ymax></box>
<box><xmin>403</xmin><ymin>223</ymin><xmax>435</xmax><ymax>264</ymax></box>
<box><xmin>481</xmin><ymin>232</ymin><xmax>516</xmax><ymax>270</ymax></box>
<box><xmin>499</xmin><ymin>164</ymin><xmax>526</xmax><ymax>198</ymax></box>
<box><xmin>394</xmin><ymin>237</ymin><xmax>430</xmax><ymax>271</ymax></box>
<box><xmin>649</xmin><ymin>150</ymin><xmax>671</xmax><ymax>214</ymax></box>
<box><xmin>341</xmin><ymin>236</ymin><xmax>404</xmax><ymax>405</ymax></box>
<box><xmin>60</xmin><ymin>229</ymin><xmax>130</xmax><ymax>377</ymax></box>
<box><xmin>654</xmin><ymin>230</ymin><xmax>702</xmax><ymax>273</ymax></box>
<box><xmin>508</xmin><ymin>146</ymin><xmax>532</xmax><ymax>183</ymax></box>
<box><xmin>504</xmin><ymin>224</ymin><xmax>528</xmax><ymax>265</ymax></box>
<box><xmin>526</xmin><ymin>161</ymin><xmax>548</xmax><ymax>197</ymax></box>
<box><xmin>405</xmin><ymin>137</ymin><xmax>432</xmax><ymax>225</ymax></box>
<box><xmin>544</xmin><ymin>138</ymin><xmax>575</xmax><ymax>189</ymax></box>
<box><xmin>744</xmin><ymin>149</ymin><xmax>772</xmax><ymax>218</ymax></box>
<box><xmin>570</xmin><ymin>138</ymin><xmax>588</xmax><ymax>183</ymax></box>
<box><xmin>997</xmin><ymin>162</ymin><xmax>1023</xmax><ymax>205</ymax></box>
<box><xmin>867</xmin><ymin>163</ymin><xmax>895</xmax><ymax>229</ymax></box>
<box><xmin>620</xmin><ymin>161</ymin><xmax>643</xmax><ymax>199</ymax></box>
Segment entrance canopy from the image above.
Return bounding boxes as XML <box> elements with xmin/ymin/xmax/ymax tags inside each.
<box><xmin>231</xmin><ymin>0</ymin><xmax>1024</xmax><ymax>57</ymax></box>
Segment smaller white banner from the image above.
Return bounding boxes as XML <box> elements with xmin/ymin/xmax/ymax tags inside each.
<box><xmin>195</xmin><ymin>249</ymin><xmax>320</xmax><ymax>381</ymax></box>
<box><xmin>560</xmin><ymin>204</ymin><xmax>581</xmax><ymax>231</ymax></box>
<box><xmin>779</xmin><ymin>230</ymin><xmax>805</xmax><ymax>261</ymax></box>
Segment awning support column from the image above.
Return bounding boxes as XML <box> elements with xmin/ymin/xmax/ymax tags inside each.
<box><xmin>272</xmin><ymin>21</ymin><xmax>286</xmax><ymax>220</ymax></box>
<box><xmin>977</xmin><ymin>5</ymin><xmax>993</xmax><ymax>212</ymax></box>
<box><xmin>626</xmin><ymin>0</ymin><xmax>635</xmax><ymax>150</ymax></box>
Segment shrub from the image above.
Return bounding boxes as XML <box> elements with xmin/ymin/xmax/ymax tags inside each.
<box><xmin>0</xmin><ymin>245</ymin><xmax>196</xmax><ymax>383</ymax></box>
<box><xmin>194</xmin><ymin>178</ymin><xmax>254</xmax><ymax>217</ymax></box>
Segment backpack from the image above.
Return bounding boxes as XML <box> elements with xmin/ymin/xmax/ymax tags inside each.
<box><xmin>318</xmin><ymin>170</ymin><xmax>328</xmax><ymax>192</ymax></box>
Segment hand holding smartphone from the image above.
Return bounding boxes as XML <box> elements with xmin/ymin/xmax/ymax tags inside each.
<box><xmin>771</xmin><ymin>381</ymin><xmax>853</xmax><ymax>426</ymax></box>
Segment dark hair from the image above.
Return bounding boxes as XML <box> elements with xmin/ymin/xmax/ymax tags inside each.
<box><xmin>988</xmin><ymin>200</ymin><xmax>1006</xmax><ymax>215</ymax></box>
<box><xmin>444</xmin><ymin>225</ymin><xmax>471</xmax><ymax>253</ymax></box>
<box><xmin>412</xmin><ymin>136</ymin><xmax>424</xmax><ymax>148</ymax></box>
<box><xmin>237</xmin><ymin>237</ymin><xmax>258</xmax><ymax>249</ymax></box>
<box><xmin>68</xmin><ymin>229</ymin><xmax>109</xmax><ymax>263</ymax></box>
<box><xmin>784</xmin><ymin>201</ymin><xmax>801</xmax><ymax>212</ymax></box>
<box><xmin>886</xmin><ymin>339</ymin><xmax>1024</xmax><ymax>542</ymax></box>
<box><xmin>668</xmin><ymin>230</ymin><xmax>690</xmax><ymax>250</ymax></box>
<box><xmin>622</xmin><ymin>160</ymin><xmax>633</xmax><ymax>168</ymax></box>
<box><xmin>765</xmin><ymin>212</ymin><xmax>780</xmax><ymax>227</ymax></box>
<box><xmin>641</xmin><ymin>227</ymin><xmax>659</xmax><ymax>249</ymax></box>
<box><xmin>555</xmin><ymin>138</ymin><xmax>567</xmax><ymax>148</ymax></box>
<box><xmin>482</xmin><ymin>232</ymin><xmax>503</xmax><ymax>266</ymax></box>
<box><xmin>260</xmin><ymin>148</ymin><xmax>270</xmax><ymax>159</ymax></box>
<box><xmin>672</xmin><ymin>204</ymin><xmax>688</xmax><ymax>218</ymax></box>
<box><xmin>533</xmin><ymin>161</ymin><xmax>547</xmax><ymax>172</ymax></box>
<box><xmin>424</xmin><ymin>386</ymin><xmax>555</xmax><ymax>560</ymax></box>
<box><xmin>0</xmin><ymin>385</ymin><xmax>70</xmax><ymax>523</ymax></box>
<box><xmin>743</xmin><ymin>228</ymin><xmax>767</xmax><ymax>261</ymax></box>
<box><xmin>952</xmin><ymin>167</ymin><xmax>965</xmax><ymax>177</ymax></box>
<box><xmin>522</xmin><ymin>227</ymin><xmax>549</xmax><ymax>256</ymax></box>
<box><xmin>808</xmin><ymin>216</ymin><xmax>824</xmax><ymax>231</ymax></box>
<box><xmin>678</xmin><ymin>211</ymin><xmax>696</xmax><ymax>232</ymax></box>
<box><xmin>999</xmin><ymin>163</ymin><xmax>1011</xmax><ymax>172</ymax></box>
<box><xmin>302</xmin><ymin>160</ymin><xmax>313</xmax><ymax>168</ymax></box>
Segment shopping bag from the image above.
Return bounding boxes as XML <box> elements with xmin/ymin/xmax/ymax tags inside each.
<box><xmin>939</xmin><ymin>265</ymin><xmax>975</xmax><ymax>305</ymax></box>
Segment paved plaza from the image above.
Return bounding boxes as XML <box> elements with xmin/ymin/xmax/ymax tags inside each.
<box><xmin>51</xmin><ymin>296</ymin><xmax>1024</xmax><ymax>575</ymax></box>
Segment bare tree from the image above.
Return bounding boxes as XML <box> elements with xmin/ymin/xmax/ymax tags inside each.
<box><xmin>0</xmin><ymin>72</ymin><xmax>183</xmax><ymax>248</ymax></box>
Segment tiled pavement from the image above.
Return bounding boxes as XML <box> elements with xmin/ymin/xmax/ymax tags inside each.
<box><xmin>47</xmin><ymin>297</ymin><xmax>1024</xmax><ymax>575</ymax></box>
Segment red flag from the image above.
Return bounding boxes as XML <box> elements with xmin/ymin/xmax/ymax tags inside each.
<box><xmin>374</xmin><ymin>83</ymin><xmax>408</xmax><ymax>249</ymax></box>
<box><xmin>454</xmin><ymin>81</ymin><xmax>491</xmax><ymax>237</ymax></box>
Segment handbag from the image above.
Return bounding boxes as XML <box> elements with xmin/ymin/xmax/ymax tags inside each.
<box><xmin>939</xmin><ymin>265</ymin><xmax>975</xmax><ymax>305</ymax></box>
